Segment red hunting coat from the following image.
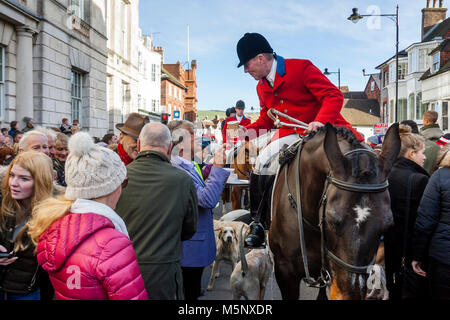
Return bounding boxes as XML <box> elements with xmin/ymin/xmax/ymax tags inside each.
<box><xmin>222</xmin><ymin>115</ymin><xmax>252</xmax><ymax>145</ymax></box>
<box><xmin>245</xmin><ymin>55</ymin><xmax>363</xmax><ymax>142</ymax></box>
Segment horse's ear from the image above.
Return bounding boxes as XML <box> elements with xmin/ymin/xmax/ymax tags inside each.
<box><xmin>323</xmin><ymin>123</ymin><xmax>347</xmax><ymax>177</ymax></box>
<box><xmin>379</xmin><ymin>123</ymin><xmax>401</xmax><ymax>179</ymax></box>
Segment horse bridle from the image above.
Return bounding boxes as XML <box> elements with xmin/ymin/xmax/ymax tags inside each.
<box><xmin>285</xmin><ymin>140</ymin><xmax>388</xmax><ymax>288</ymax></box>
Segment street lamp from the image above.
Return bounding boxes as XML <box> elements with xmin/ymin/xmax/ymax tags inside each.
<box><xmin>348</xmin><ymin>6</ymin><xmax>399</xmax><ymax>123</ymax></box>
<box><xmin>323</xmin><ymin>68</ymin><xmax>341</xmax><ymax>89</ymax></box>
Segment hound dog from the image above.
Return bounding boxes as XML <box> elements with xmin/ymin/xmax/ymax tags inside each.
<box><xmin>229</xmin><ymin>225</ymin><xmax>274</xmax><ymax>300</ymax></box>
<box><xmin>207</xmin><ymin>220</ymin><xmax>249</xmax><ymax>291</ymax></box>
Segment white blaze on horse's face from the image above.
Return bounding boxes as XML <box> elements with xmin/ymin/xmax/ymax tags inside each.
<box><xmin>354</xmin><ymin>205</ymin><xmax>371</xmax><ymax>227</ymax></box>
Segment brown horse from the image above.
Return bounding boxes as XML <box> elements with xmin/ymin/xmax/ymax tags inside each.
<box><xmin>221</xmin><ymin>141</ymin><xmax>258</xmax><ymax>214</ymax></box>
<box><xmin>269</xmin><ymin>123</ymin><xmax>401</xmax><ymax>300</ymax></box>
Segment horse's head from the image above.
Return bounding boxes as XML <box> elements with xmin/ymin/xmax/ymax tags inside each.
<box><xmin>232</xmin><ymin>141</ymin><xmax>258</xmax><ymax>179</ymax></box>
<box><xmin>320</xmin><ymin>123</ymin><xmax>400</xmax><ymax>299</ymax></box>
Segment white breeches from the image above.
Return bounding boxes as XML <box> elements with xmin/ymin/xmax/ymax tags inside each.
<box><xmin>254</xmin><ymin>133</ymin><xmax>300</xmax><ymax>175</ymax></box>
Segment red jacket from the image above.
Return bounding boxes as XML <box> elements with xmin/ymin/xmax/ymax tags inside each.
<box><xmin>222</xmin><ymin>115</ymin><xmax>252</xmax><ymax>144</ymax></box>
<box><xmin>246</xmin><ymin>56</ymin><xmax>363</xmax><ymax>142</ymax></box>
<box><xmin>36</xmin><ymin>212</ymin><xmax>148</xmax><ymax>300</ymax></box>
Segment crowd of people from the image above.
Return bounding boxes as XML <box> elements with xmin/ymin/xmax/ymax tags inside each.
<box><xmin>0</xmin><ymin>31</ymin><xmax>449</xmax><ymax>301</ymax></box>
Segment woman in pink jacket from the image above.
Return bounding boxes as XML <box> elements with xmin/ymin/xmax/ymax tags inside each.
<box><xmin>28</xmin><ymin>132</ymin><xmax>148</xmax><ymax>300</ymax></box>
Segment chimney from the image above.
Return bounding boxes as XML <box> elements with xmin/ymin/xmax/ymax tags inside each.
<box><xmin>422</xmin><ymin>0</ymin><xmax>447</xmax><ymax>40</ymax></box>
<box><xmin>154</xmin><ymin>46</ymin><xmax>164</xmax><ymax>64</ymax></box>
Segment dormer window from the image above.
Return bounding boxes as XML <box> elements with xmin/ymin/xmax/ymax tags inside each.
<box><xmin>433</xmin><ymin>53</ymin><xmax>440</xmax><ymax>72</ymax></box>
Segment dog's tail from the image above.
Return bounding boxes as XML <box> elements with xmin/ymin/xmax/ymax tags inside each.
<box><xmin>239</xmin><ymin>224</ymin><xmax>248</xmax><ymax>277</ymax></box>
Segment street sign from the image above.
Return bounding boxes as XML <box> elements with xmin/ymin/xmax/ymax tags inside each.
<box><xmin>173</xmin><ymin>110</ymin><xmax>180</xmax><ymax>119</ymax></box>
<box><xmin>373</xmin><ymin>123</ymin><xmax>389</xmax><ymax>135</ymax></box>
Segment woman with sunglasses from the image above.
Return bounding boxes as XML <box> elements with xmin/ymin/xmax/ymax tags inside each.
<box><xmin>27</xmin><ymin>132</ymin><xmax>147</xmax><ymax>300</ymax></box>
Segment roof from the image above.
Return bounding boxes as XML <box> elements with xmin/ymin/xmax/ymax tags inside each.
<box><xmin>420</xmin><ymin>58</ymin><xmax>450</xmax><ymax>80</ymax></box>
<box><xmin>341</xmin><ymin>98</ymin><xmax>381</xmax><ymax>126</ymax></box>
<box><xmin>430</xmin><ymin>38</ymin><xmax>450</xmax><ymax>54</ymax></box>
<box><xmin>423</xmin><ymin>17</ymin><xmax>450</xmax><ymax>42</ymax></box>
<box><xmin>375</xmin><ymin>50</ymin><xmax>408</xmax><ymax>69</ymax></box>
<box><xmin>161</xmin><ymin>68</ymin><xmax>187</xmax><ymax>89</ymax></box>
<box><xmin>343</xmin><ymin>92</ymin><xmax>367</xmax><ymax>99</ymax></box>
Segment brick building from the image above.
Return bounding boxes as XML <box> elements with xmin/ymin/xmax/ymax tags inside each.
<box><xmin>156</xmin><ymin>46</ymin><xmax>198</xmax><ymax>122</ymax></box>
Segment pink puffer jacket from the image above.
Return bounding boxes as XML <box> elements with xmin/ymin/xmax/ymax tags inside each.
<box><xmin>36</xmin><ymin>212</ymin><xmax>148</xmax><ymax>300</ymax></box>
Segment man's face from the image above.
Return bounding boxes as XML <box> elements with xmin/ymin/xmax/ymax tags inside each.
<box><xmin>15</xmin><ymin>134</ymin><xmax>23</xmax><ymax>143</ymax></box>
<box><xmin>121</xmin><ymin>134</ymin><xmax>138</xmax><ymax>159</ymax></box>
<box><xmin>47</xmin><ymin>136</ymin><xmax>55</xmax><ymax>158</ymax></box>
<box><xmin>243</xmin><ymin>54</ymin><xmax>270</xmax><ymax>81</ymax></box>
<box><xmin>236</xmin><ymin>108</ymin><xmax>244</xmax><ymax>117</ymax></box>
<box><xmin>28</xmin><ymin>120</ymin><xmax>34</xmax><ymax>127</ymax></box>
<box><xmin>24</xmin><ymin>134</ymin><xmax>50</xmax><ymax>156</ymax></box>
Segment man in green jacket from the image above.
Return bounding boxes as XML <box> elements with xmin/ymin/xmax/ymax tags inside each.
<box><xmin>420</xmin><ymin>110</ymin><xmax>444</xmax><ymax>173</ymax></box>
<box><xmin>115</xmin><ymin>122</ymin><xmax>198</xmax><ymax>300</ymax></box>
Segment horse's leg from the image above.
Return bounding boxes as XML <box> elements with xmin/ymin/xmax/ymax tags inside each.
<box><xmin>273</xmin><ymin>260</ymin><xmax>301</xmax><ymax>300</ymax></box>
<box><xmin>231</xmin><ymin>187</ymin><xmax>242</xmax><ymax>210</ymax></box>
<box><xmin>316</xmin><ymin>287</ymin><xmax>328</xmax><ymax>300</ymax></box>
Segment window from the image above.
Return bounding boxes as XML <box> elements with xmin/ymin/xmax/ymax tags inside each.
<box><xmin>137</xmin><ymin>94</ymin><xmax>141</xmax><ymax>109</ymax></box>
<box><xmin>416</xmin><ymin>92</ymin><xmax>426</xmax><ymax>120</ymax></box>
<box><xmin>408</xmin><ymin>94</ymin><xmax>415</xmax><ymax>120</ymax></box>
<box><xmin>152</xmin><ymin>99</ymin><xmax>156</xmax><ymax>112</ymax></box>
<box><xmin>398</xmin><ymin>63</ymin><xmax>407</xmax><ymax>80</ymax></box>
<box><xmin>151</xmin><ymin>64</ymin><xmax>156</xmax><ymax>82</ymax></box>
<box><xmin>138</xmin><ymin>51</ymin><xmax>143</xmax><ymax>73</ymax></box>
<box><xmin>419</xmin><ymin>49</ymin><xmax>429</xmax><ymax>71</ymax></box>
<box><xmin>433</xmin><ymin>53</ymin><xmax>440</xmax><ymax>72</ymax></box>
<box><xmin>121</xmin><ymin>1</ymin><xmax>128</xmax><ymax>60</ymax></box>
<box><xmin>71</xmin><ymin>70</ymin><xmax>83</xmax><ymax>125</ymax></box>
<box><xmin>121</xmin><ymin>82</ymin><xmax>128</xmax><ymax>122</ymax></box>
<box><xmin>398</xmin><ymin>99</ymin><xmax>407</xmax><ymax>122</ymax></box>
<box><xmin>71</xmin><ymin>0</ymin><xmax>84</xmax><ymax>20</ymax></box>
<box><xmin>409</xmin><ymin>50</ymin><xmax>417</xmax><ymax>73</ymax></box>
<box><xmin>383</xmin><ymin>70</ymin><xmax>389</xmax><ymax>87</ymax></box>
<box><xmin>370</xmin><ymin>81</ymin><xmax>375</xmax><ymax>92</ymax></box>
<box><xmin>431</xmin><ymin>101</ymin><xmax>439</xmax><ymax>112</ymax></box>
<box><xmin>390</xmin><ymin>100</ymin><xmax>395</xmax><ymax>123</ymax></box>
<box><xmin>0</xmin><ymin>47</ymin><xmax>4</xmax><ymax>120</ymax></box>
<box><xmin>442</xmin><ymin>101</ymin><xmax>448</xmax><ymax>131</ymax></box>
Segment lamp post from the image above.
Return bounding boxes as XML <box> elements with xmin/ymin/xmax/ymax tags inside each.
<box><xmin>323</xmin><ymin>68</ymin><xmax>341</xmax><ymax>90</ymax></box>
<box><xmin>348</xmin><ymin>6</ymin><xmax>399</xmax><ymax>123</ymax></box>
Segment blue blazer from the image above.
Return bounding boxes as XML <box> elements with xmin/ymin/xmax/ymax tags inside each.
<box><xmin>171</xmin><ymin>157</ymin><xmax>230</xmax><ymax>267</ymax></box>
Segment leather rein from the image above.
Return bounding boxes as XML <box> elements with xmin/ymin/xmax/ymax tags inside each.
<box><xmin>284</xmin><ymin>140</ymin><xmax>387</xmax><ymax>288</ymax></box>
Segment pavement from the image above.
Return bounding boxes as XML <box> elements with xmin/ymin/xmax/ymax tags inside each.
<box><xmin>198</xmin><ymin>201</ymin><xmax>320</xmax><ymax>300</ymax></box>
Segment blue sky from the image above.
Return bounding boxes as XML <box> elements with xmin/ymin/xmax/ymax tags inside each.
<box><xmin>139</xmin><ymin>0</ymin><xmax>431</xmax><ymax>111</ymax></box>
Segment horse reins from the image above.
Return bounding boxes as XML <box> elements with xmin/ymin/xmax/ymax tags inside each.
<box><xmin>285</xmin><ymin>141</ymin><xmax>387</xmax><ymax>288</ymax></box>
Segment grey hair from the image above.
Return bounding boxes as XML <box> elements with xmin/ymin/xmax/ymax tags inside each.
<box><xmin>139</xmin><ymin>122</ymin><xmax>172</xmax><ymax>150</ymax></box>
<box><xmin>34</xmin><ymin>126</ymin><xmax>57</xmax><ymax>142</ymax></box>
<box><xmin>18</xmin><ymin>130</ymin><xmax>48</xmax><ymax>151</ymax></box>
<box><xmin>167</xmin><ymin>120</ymin><xmax>194</xmax><ymax>146</ymax></box>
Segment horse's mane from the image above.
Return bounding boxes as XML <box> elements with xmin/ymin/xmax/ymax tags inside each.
<box><xmin>304</xmin><ymin>125</ymin><xmax>364</xmax><ymax>149</ymax></box>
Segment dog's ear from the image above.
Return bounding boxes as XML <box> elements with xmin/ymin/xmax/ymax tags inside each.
<box><xmin>233</xmin><ymin>229</ymin><xmax>238</xmax><ymax>243</ymax></box>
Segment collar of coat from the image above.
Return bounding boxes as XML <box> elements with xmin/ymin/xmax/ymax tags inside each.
<box><xmin>259</xmin><ymin>54</ymin><xmax>286</xmax><ymax>90</ymax></box>
<box><xmin>135</xmin><ymin>150</ymin><xmax>170</xmax><ymax>163</ymax></box>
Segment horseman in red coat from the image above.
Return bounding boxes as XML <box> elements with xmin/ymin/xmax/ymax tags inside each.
<box><xmin>236</xmin><ymin>33</ymin><xmax>363</xmax><ymax>248</ymax></box>
<box><xmin>222</xmin><ymin>100</ymin><xmax>251</xmax><ymax>146</ymax></box>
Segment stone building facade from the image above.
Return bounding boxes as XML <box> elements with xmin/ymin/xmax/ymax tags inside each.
<box><xmin>0</xmin><ymin>0</ymin><xmax>108</xmax><ymax>137</ymax></box>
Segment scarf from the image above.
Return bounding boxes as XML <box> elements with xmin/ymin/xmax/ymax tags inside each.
<box><xmin>70</xmin><ymin>199</ymin><xmax>129</xmax><ymax>237</ymax></box>
<box><xmin>117</xmin><ymin>143</ymin><xmax>133</xmax><ymax>166</ymax></box>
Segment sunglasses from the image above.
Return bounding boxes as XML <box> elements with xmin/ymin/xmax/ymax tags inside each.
<box><xmin>121</xmin><ymin>177</ymin><xmax>128</xmax><ymax>189</ymax></box>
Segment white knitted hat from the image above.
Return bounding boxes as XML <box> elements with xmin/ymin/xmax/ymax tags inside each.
<box><xmin>65</xmin><ymin>132</ymin><xmax>126</xmax><ymax>200</ymax></box>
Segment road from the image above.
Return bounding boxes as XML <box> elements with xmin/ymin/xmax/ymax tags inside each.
<box><xmin>198</xmin><ymin>201</ymin><xmax>320</xmax><ymax>300</ymax></box>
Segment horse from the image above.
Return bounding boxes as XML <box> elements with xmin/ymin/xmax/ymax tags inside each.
<box><xmin>269</xmin><ymin>123</ymin><xmax>401</xmax><ymax>300</ymax></box>
<box><xmin>221</xmin><ymin>140</ymin><xmax>258</xmax><ymax>214</ymax></box>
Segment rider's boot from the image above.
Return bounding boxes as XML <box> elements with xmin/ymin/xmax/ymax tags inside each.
<box><xmin>244</xmin><ymin>173</ymin><xmax>275</xmax><ymax>249</ymax></box>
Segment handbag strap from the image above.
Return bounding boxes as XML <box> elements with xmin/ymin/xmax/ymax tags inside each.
<box><xmin>401</xmin><ymin>174</ymin><xmax>415</xmax><ymax>263</ymax></box>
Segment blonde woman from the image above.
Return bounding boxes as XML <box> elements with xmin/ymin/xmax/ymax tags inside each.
<box><xmin>0</xmin><ymin>152</ymin><xmax>54</xmax><ymax>300</ymax></box>
<box><xmin>27</xmin><ymin>132</ymin><xmax>147</xmax><ymax>300</ymax></box>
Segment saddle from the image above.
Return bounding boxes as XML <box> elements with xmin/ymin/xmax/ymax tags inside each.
<box><xmin>279</xmin><ymin>139</ymin><xmax>302</xmax><ymax>167</ymax></box>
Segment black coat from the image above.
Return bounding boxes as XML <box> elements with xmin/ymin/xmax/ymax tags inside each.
<box><xmin>385</xmin><ymin>158</ymin><xmax>429</xmax><ymax>279</ymax></box>
<box><xmin>412</xmin><ymin>165</ymin><xmax>450</xmax><ymax>266</ymax></box>
<box><xmin>0</xmin><ymin>216</ymin><xmax>42</xmax><ymax>294</ymax></box>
